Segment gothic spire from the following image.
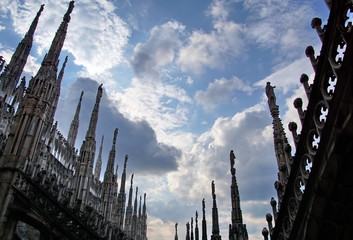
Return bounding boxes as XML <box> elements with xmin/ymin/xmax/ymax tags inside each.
<box><xmin>46</xmin><ymin>55</ymin><xmax>69</xmax><ymax>135</ymax></box>
<box><xmin>119</xmin><ymin>155</ymin><xmax>128</xmax><ymax>194</ymax></box>
<box><xmin>195</xmin><ymin>211</ymin><xmax>199</xmax><ymax>240</ymax></box>
<box><xmin>124</xmin><ymin>174</ymin><xmax>134</xmax><ymax>236</ymax></box>
<box><xmin>174</xmin><ymin>223</ymin><xmax>179</xmax><ymax>240</ymax></box>
<box><xmin>73</xmin><ymin>84</ymin><xmax>102</xmax><ymax>207</ymax></box>
<box><xmin>191</xmin><ymin>217</ymin><xmax>194</xmax><ymax>240</ymax></box>
<box><xmin>104</xmin><ymin>128</ymin><xmax>118</xmax><ymax>179</ymax></box>
<box><xmin>116</xmin><ymin>154</ymin><xmax>128</xmax><ymax>227</ymax></box>
<box><xmin>131</xmin><ymin>186</ymin><xmax>139</xmax><ymax>239</ymax></box>
<box><xmin>42</xmin><ymin>1</ymin><xmax>74</xmax><ymax>66</ymax></box>
<box><xmin>186</xmin><ymin>222</ymin><xmax>191</xmax><ymax>240</ymax></box>
<box><xmin>133</xmin><ymin>187</ymin><xmax>139</xmax><ymax>217</ymax></box>
<box><xmin>57</xmin><ymin>56</ymin><xmax>68</xmax><ymax>86</ymax></box>
<box><xmin>211</xmin><ymin>181</ymin><xmax>222</xmax><ymax>240</ymax></box>
<box><xmin>94</xmin><ymin>135</ymin><xmax>104</xmax><ymax>181</ymax></box>
<box><xmin>86</xmin><ymin>84</ymin><xmax>103</xmax><ymax>140</ymax></box>
<box><xmin>0</xmin><ymin>4</ymin><xmax>44</xmax><ymax>98</ymax></box>
<box><xmin>101</xmin><ymin>128</ymin><xmax>118</xmax><ymax>220</ymax></box>
<box><xmin>229</xmin><ymin>150</ymin><xmax>248</xmax><ymax>240</ymax></box>
<box><xmin>202</xmin><ymin>198</ymin><xmax>207</xmax><ymax>240</ymax></box>
<box><xmin>67</xmin><ymin>91</ymin><xmax>84</xmax><ymax>148</ymax></box>
<box><xmin>266</xmin><ymin>82</ymin><xmax>292</xmax><ymax>206</ymax></box>
<box><xmin>142</xmin><ymin>193</ymin><xmax>148</xmax><ymax>239</ymax></box>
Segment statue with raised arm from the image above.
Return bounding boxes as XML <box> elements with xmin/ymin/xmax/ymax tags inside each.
<box><xmin>266</xmin><ymin>82</ymin><xmax>277</xmax><ymax>108</ymax></box>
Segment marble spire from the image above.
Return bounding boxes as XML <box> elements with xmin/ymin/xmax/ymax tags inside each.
<box><xmin>67</xmin><ymin>90</ymin><xmax>83</xmax><ymax>148</ymax></box>
<box><xmin>101</xmin><ymin>128</ymin><xmax>118</xmax><ymax>220</ymax></box>
<box><xmin>229</xmin><ymin>150</ymin><xmax>248</xmax><ymax>240</ymax></box>
<box><xmin>202</xmin><ymin>198</ymin><xmax>208</xmax><ymax>240</ymax></box>
<box><xmin>73</xmin><ymin>84</ymin><xmax>102</xmax><ymax>207</ymax></box>
<box><xmin>211</xmin><ymin>181</ymin><xmax>222</xmax><ymax>240</ymax></box>
<box><xmin>117</xmin><ymin>154</ymin><xmax>128</xmax><ymax>227</ymax></box>
<box><xmin>94</xmin><ymin>135</ymin><xmax>104</xmax><ymax>181</ymax></box>
<box><xmin>266</xmin><ymin>82</ymin><xmax>292</xmax><ymax>206</ymax></box>
<box><xmin>174</xmin><ymin>223</ymin><xmax>179</xmax><ymax>240</ymax></box>
<box><xmin>125</xmin><ymin>174</ymin><xmax>134</xmax><ymax>236</ymax></box>
<box><xmin>195</xmin><ymin>211</ymin><xmax>200</xmax><ymax>240</ymax></box>
<box><xmin>0</xmin><ymin>4</ymin><xmax>44</xmax><ymax>98</ymax></box>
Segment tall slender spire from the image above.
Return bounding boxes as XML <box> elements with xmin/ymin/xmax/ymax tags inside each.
<box><xmin>94</xmin><ymin>135</ymin><xmax>104</xmax><ymax>181</ymax></box>
<box><xmin>174</xmin><ymin>223</ymin><xmax>179</xmax><ymax>240</ymax></box>
<box><xmin>86</xmin><ymin>84</ymin><xmax>103</xmax><ymax>140</ymax></box>
<box><xmin>186</xmin><ymin>222</ymin><xmax>191</xmax><ymax>240</ymax></box>
<box><xmin>117</xmin><ymin>154</ymin><xmax>128</xmax><ymax>227</ymax></box>
<box><xmin>266</xmin><ymin>82</ymin><xmax>291</xmax><ymax>206</ymax></box>
<box><xmin>142</xmin><ymin>193</ymin><xmax>148</xmax><ymax>240</ymax></box>
<box><xmin>46</xmin><ymin>55</ymin><xmax>69</xmax><ymax>136</ymax></box>
<box><xmin>131</xmin><ymin>186</ymin><xmax>139</xmax><ymax>239</ymax></box>
<box><xmin>191</xmin><ymin>217</ymin><xmax>194</xmax><ymax>240</ymax></box>
<box><xmin>73</xmin><ymin>84</ymin><xmax>102</xmax><ymax>207</ymax></box>
<box><xmin>57</xmin><ymin>56</ymin><xmax>68</xmax><ymax>86</ymax></box>
<box><xmin>195</xmin><ymin>211</ymin><xmax>200</xmax><ymax>240</ymax></box>
<box><xmin>125</xmin><ymin>174</ymin><xmax>134</xmax><ymax>236</ymax></box>
<box><xmin>101</xmin><ymin>128</ymin><xmax>118</xmax><ymax>221</ymax></box>
<box><xmin>67</xmin><ymin>91</ymin><xmax>83</xmax><ymax>148</ymax></box>
<box><xmin>42</xmin><ymin>1</ymin><xmax>74</xmax><ymax>66</ymax></box>
<box><xmin>0</xmin><ymin>4</ymin><xmax>44</xmax><ymax>98</ymax></box>
<box><xmin>229</xmin><ymin>150</ymin><xmax>248</xmax><ymax>240</ymax></box>
<box><xmin>211</xmin><ymin>181</ymin><xmax>222</xmax><ymax>240</ymax></box>
<box><xmin>202</xmin><ymin>199</ymin><xmax>207</xmax><ymax>240</ymax></box>
<box><xmin>104</xmin><ymin>128</ymin><xmax>118</xmax><ymax>178</ymax></box>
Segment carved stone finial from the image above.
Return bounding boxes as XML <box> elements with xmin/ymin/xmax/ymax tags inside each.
<box><xmin>262</xmin><ymin>227</ymin><xmax>269</xmax><ymax>239</ymax></box>
<box><xmin>305</xmin><ymin>46</ymin><xmax>318</xmax><ymax>70</ymax></box>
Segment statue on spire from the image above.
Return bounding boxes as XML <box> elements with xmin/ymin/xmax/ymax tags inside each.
<box><xmin>266</xmin><ymin>82</ymin><xmax>277</xmax><ymax>109</ymax></box>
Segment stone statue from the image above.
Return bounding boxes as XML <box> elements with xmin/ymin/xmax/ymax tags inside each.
<box><xmin>230</xmin><ymin>150</ymin><xmax>235</xmax><ymax>169</ymax></box>
<box><xmin>266</xmin><ymin>82</ymin><xmax>277</xmax><ymax>108</ymax></box>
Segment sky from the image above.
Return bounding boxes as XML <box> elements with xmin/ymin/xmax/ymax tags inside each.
<box><xmin>0</xmin><ymin>0</ymin><xmax>330</xmax><ymax>239</ymax></box>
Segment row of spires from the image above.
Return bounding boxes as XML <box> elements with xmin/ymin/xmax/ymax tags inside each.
<box><xmin>0</xmin><ymin>2</ymin><xmax>147</xmax><ymax>239</ymax></box>
<box><xmin>174</xmin><ymin>151</ymin><xmax>248</xmax><ymax>240</ymax></box>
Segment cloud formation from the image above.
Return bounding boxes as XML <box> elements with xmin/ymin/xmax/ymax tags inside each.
<box><xmin>56</xmin><ymin>77</ymin><xmax>180</xmax><ymax>175</ymax></box>
<box><xmin>195</xmin><ymin>76</ymin><xmax>253</xmax><ymax>110</ymax></box>
<box><xmin>131</xmin><ymin>21</ymin><xmax>185</xmax><ymax>81</ymax></box>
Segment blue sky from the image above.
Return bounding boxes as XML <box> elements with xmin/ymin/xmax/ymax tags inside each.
<box><xmin>0</xmin><ymin>0</ymin><xmax>329</xmax><ymax>239</ymax></box>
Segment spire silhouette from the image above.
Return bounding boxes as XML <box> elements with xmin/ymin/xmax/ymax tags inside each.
<box><xmin>0</xmin><ymin>4</ymin><xmax>44</xmax><ymax>98</ymax></box>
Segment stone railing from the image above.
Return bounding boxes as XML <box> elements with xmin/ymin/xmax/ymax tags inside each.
<box><xmin>270</xmin><ymin>0</ymin><xmax>353</xmax><ymax>239</ymax></box>
<box><xmin>13</xmin><ymin>167</ymin><xmax>132</xmax><ymax>240</ymax></box>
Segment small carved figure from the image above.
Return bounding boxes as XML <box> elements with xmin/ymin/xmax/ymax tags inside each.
<box><xmin>266</xmin><ymin>82</ymin><xmax>277</xmax><ymax>108</ymax></box>
<box><xmin>230</xmin><ymin>150</ymin><xmax>236</xmax><ymax>168</ymax></box>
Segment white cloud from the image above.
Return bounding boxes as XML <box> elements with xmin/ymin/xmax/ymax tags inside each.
<box><xmin>243</xmin><ymin>0</ymin><xmax>316</xmax><ymax>61</ymax></box>
<box><xmin>131</xmin><ymin>21</ymin><xmax>185</xmax><ymax>81</ymax></box>
<box><xmin>195</xmin><ymin>76</ymin><xmax>253</xmax><ymax>110</ymax></box>
<box><xmin>177</xmin><ymin>20</ymin><xmax>244</xmax><ymax>74</ymax></box>
<box><xmin>177</xmin><ymin>0</ymin><xmax>244</xmax><ymax>75</ymax></box>
<box><xmin>112</xmin><ymin>78</ymin><xmax>192</xmax><ymax>134</ymax></box>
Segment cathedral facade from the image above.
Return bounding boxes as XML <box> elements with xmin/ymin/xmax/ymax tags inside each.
<box><xmin>0</xmin><ymin>2</ymin><xmax>147</xmax><ymax>240</ymax></box>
